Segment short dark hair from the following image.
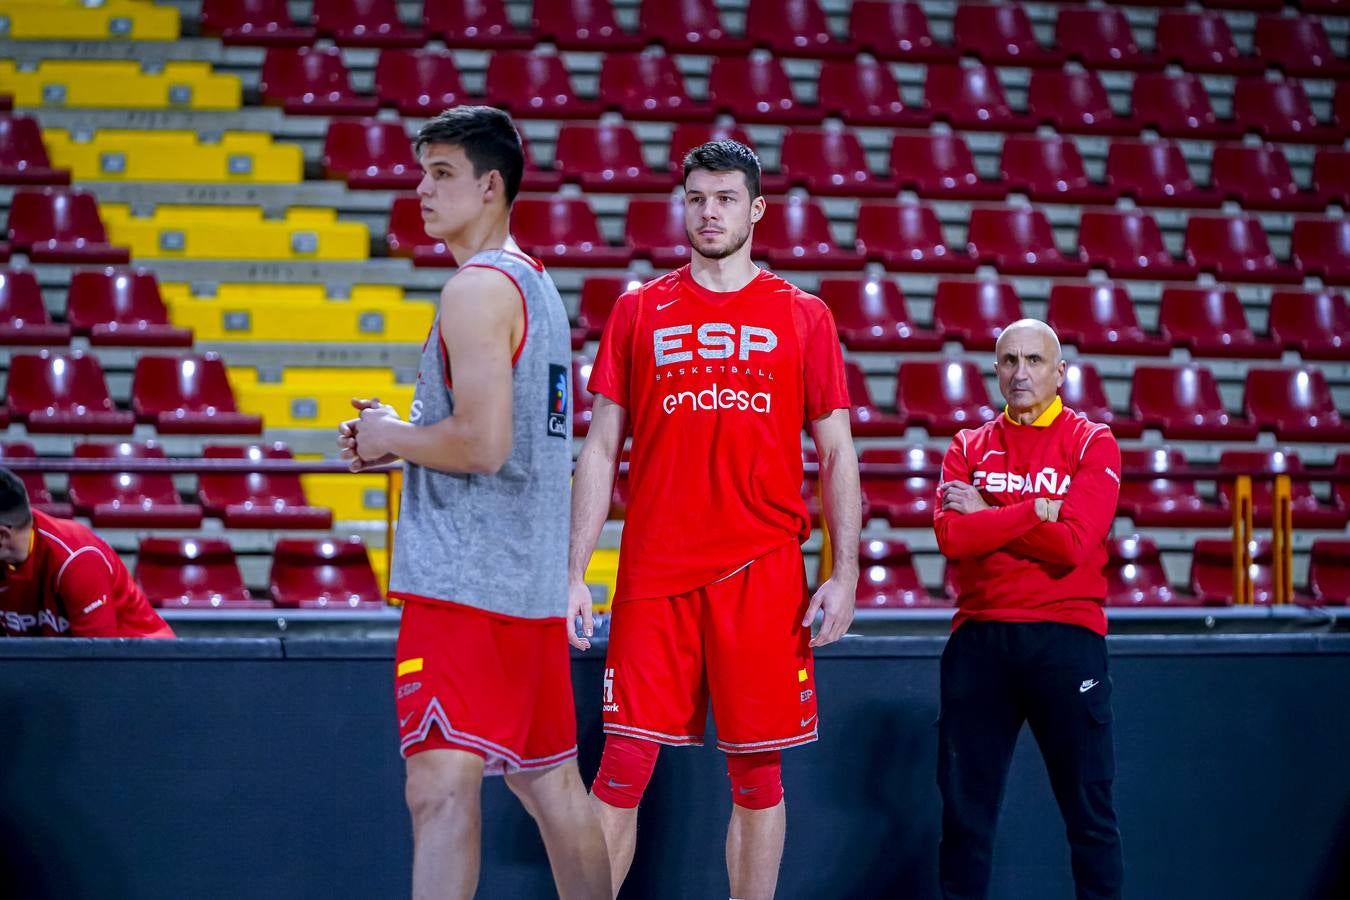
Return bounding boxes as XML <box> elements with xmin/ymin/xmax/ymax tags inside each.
<box><xmin>682</xmin><ymin>140</ymin><xmax>762</xmax><ymax>199</ymax></box>
<box><xmin>414</xmin><ymin>105</ymin><xmax>525</xmax><ymax>206</ymax></box>
<box><xmin>0</xmin><ymin>467</ymin><xmax>32</xmax><ymax>529</ymax></box>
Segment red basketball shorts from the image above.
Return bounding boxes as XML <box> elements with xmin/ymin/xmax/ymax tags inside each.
<box><xmin>394</xmin><ymin>598</ymin><xmax>578</xmax><ymax>776</ymax></box>
<box><xmin>602</xmin><ymin>541</ymin><xmax>818</xmax><ymax>754</ymax></box>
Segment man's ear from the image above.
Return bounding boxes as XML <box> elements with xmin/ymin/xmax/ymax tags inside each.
<box><xmin>750</xmin><ymin>195</ymin><xmax>766</xmax><ymax>225</ymax></box>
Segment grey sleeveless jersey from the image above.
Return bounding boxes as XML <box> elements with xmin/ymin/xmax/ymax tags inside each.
<box><xmin>388</xmin><ymin>248</ymin><xmax>572</xmax><ymax>620</ymax></box>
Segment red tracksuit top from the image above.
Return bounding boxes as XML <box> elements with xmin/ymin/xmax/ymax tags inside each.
<box><xmin>933</xmin><ymin>398</ymin><xmax>1121</xmax><ymax>636</ymax></box>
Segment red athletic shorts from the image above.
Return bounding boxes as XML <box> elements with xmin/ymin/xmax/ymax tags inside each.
<box><xmin>394</xmin><ymin>597</ymin><xmax>578</xmax><ymax>776</ymax></box>
<box><xmin>602</xmin><ymin>540</ymin><xmax>818</xmax><ymax>754</ymax></box>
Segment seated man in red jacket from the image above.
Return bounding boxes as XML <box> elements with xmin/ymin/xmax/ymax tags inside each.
<box><xmin>0</xmin><ymin>467</ymin><xmax>174</xmax><ymax>638</ymax></box>
<box><xmin>933</xmin><ymin>319</ymin><xmax>1123</xmax><ymax>900</ymax></box>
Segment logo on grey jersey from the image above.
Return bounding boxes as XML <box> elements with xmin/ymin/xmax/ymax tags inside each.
<box><xmin>547</xmin><ymin>364</ymin><xmax>568</xmax><ymax>438</ymax></box>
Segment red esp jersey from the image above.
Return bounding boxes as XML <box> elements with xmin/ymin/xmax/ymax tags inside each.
<box><xmin>588</xmin><ymin>266</ymin><xmax>850</xmax><ymax>602</ymax></box>
<box><xmin>0</xmin><ymin>510</ymin><xmax>175</xmax><ymax>638</ymax></box>
<box><xmin>933</xmin><ymin>399</ymin><xmax>1122</xmax><ymax>636</ymax></box>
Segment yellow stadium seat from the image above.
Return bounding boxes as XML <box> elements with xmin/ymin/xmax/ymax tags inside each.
<box><xmin>585</xmin><ymin>548</ymin><xmax>619</xmax><ymax>612</ymax></box>
<box><xmin>230</xmin><ymin>368</ymin><xmax>413</xmax><ymax>429</ymax></box>
<box><xmin>0</xmin><ymin>60</ymin><xmax>238</xmax><ymax>109</ymax></box>
<box><xmin>43</xmin><ymin>130</ymin><xmax>302</xmax><ymax>183</ymax></box>
<box><xmin>160</xmin><ymin>283</ymin><xmax>433</xmax><ymax>342</ymax></box>
<box><xmin>302</xmin><ymin>473</ymin><xmax>392</xmax><ymax>523</ymax></box>
<box><xmin>0</xmin><ymin>1</ymin><xmax>179</xmax><ymax>40</ymax></box>
<box><xmin>100</xmin><ymin>205</ymin><xmax>368</xmax><ymax>260</ymax></box>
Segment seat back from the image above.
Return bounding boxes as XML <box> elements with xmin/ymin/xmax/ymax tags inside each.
<box><xmin>1105</xmin><ymin>536</ymin><xmax>1176</xmax><ymax>606</ymax></box>
<box><xmin>1047</xmin><ymin>283</ymin><xmax>1143</xmax><ymax>345</ymax></box>
<box><xmin>512</xmin><ymin>197</ymin><xmax>607</xmax><ymax>249</ymax></box>
<box><xmin>0</xmin><ymin>268</ymin><xmax>50</xmax><ymax>324</ymax></box>
<box><xmin>270</xmin><ymin>537</ymin><xmax>382</xmax><ymax>607</ymax></box>
<box><xmin>137</xmin><ymin>537</ymin><xmax>252</xmax><ymax>608</ymax></box>
<box><xmin>931</xmin><ymin>280</ymin><xmax>1022</xmax><ymax>350</ymax></box>
<box><xmin>8</xmin><ymin>188</ymin><xmax>108</xmax><ymax>246</ymax></box>
<box><xmin>70</xmin><ymin>440</ymin><xmax>177</xmax><ymax>507</ymax></box>
<box><xmin>6</xmin><ymin>351</ymin><xmax>117</xmax><ymax>413</ymax></box>
<box><xmin>1027</xmin><ymin>68</ymin><xmax>1116</xmax><ymax>131</ymax></box>
<box><xmin>555</xmin><ymin>123</ymin><xmax>648</xmax><ymax>181</ymax></box>
<box><xmin>67</xmin><ymin>267</ymin><xmax>168</xmax><ymax>328</ymax></box>
<box><xmin>374</xmin><ymin>49</ymin><xmax>467</xmax><ymax>113</ymax></box>
<box><xmin>890</xmin><ymin>133</ymin><xmax>984</xmax><ymax>195</ymax></box>
<box><xmin>132</xmin><ymin>353</ymin><xmax>241</xmax><ymax>415</ymax></box>
<box><xmin>1158</xmin><ymin>287</ymin><xmax>1255</xmax><ymax>347</ymax></box>
<box><xmin>1106</xmin><ymin>140</ymin><xmax>1204</xmax><ymax>202</ymax></box>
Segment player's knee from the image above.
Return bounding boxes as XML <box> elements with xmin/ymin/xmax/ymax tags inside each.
<box><xmin>726</xmin><ymin>750</ymin><xmax>783</xmax><ymax>810</ymax></box>
<box><xmin>404</xmin><ymin>750</ymin><xmax>483</xmax><ymax>828</ymax></box>
<box><xmin>591</xmin><ymin>734</ymin><xmax>660</xmax><ymax>809</ymax></box>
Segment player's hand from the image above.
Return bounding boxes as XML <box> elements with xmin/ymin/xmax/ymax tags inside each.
<box><xmin>339</xmin><ymin>398</ymin><xmax>394</xmax><ymax>472</ymax></box>
<box><xmin>940</xmin><ymin>480</ymin><xmax>990</xmax><ymax>515</ymax></box>
<box><xmin>353</xmin><ymin>401</ymin><xmax>404</xmax><ymax>467</ymax></box>
<box><xmin>1046</xmin><ymin>499</ymin><xmax>1063</xmax><ymax>522</ymax></box>
<box><xmin>566</xmin><ymin>578</ymin><xmax>594</xmax><ymax>651</ymax></box>
<box><xmin>804</xmin><ymin>575</ymin><xmax>855</xmax><ymax>648</ymax></box>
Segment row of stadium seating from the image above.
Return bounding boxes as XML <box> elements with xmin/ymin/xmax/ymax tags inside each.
<box><xmin>193</xmin><ymin>0</ymin><xmax>1346</xmax><ymax>69</ymax></box>
<box><xmin>0</xmin><ymin>61</ymin><xmax>240</xmax><ymax>111</ymax></box>
<box><xmin>0</xmin><ymin>0</ymin><xmax>180</xmax><ymax>42</ymax></box>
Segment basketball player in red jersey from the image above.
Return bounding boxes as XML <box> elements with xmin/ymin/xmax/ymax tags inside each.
<box><xmin>934</xmin><ymin>320</ymin><xmax>1124</xmax><ymax>899</ymax></box>
<box><xmin>567</xmin><ymin>140</ymin><xmax>861</xmax><ymax>899</ymax></box>
<box><xmin>0</xmin><ymin>467</ymin><xmax>174</xmax><ymax>638</ymax></box>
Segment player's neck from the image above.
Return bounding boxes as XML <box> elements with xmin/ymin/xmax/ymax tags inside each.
<box><xmin>689</xmin><ymin>251</ymin><xmax>760</xmax><ymax>294</ymax></box>
<box><xmin>443</xmin><ymin>210</ymin><xmax>514</xmax><ymax>267</ymax></box>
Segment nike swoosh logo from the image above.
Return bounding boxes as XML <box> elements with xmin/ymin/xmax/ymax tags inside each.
<box><xmin>737</xmin><ymin>786</ymin><xmax>758</xmax><ymax>794</ymax></box>
<box><xmin>1079</xmin><ymin>679</ymin><xmax>1099</xmax><ymax>694</ymax></box>
<box><xmin>800</xmin><ymin>714</ymin><xmax>817</xmax><ymax>728</ymax></box>
<box><xmin>978</xmin><ymin>449</ymin><xmax>1007</xmax><ymax>463</ymax></box>
<box><xmin>655</xmin><ymin>299</ymin><xmax>679</xmax><ymax>311</ymax></box>
<box><xmin>399</xmin><ymin>712</ymin><xmax>416</xmax><ymax>728</ymax></box>
<box><xmin>607</xmin><ymin>779</ymin><xmax>632</xmax><ymax>788</ymax></box>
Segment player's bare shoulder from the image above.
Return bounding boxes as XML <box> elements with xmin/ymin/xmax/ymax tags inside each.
<box><xmin>441</xmin><ymin>263</ymin><xmax>520</xmax><ymax>315</ymax></box>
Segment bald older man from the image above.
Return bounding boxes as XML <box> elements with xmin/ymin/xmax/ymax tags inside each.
<box><xmin>932</xmin><ymin>320</ymin><xmax>1124</xmax><ymax>900</ymax></box>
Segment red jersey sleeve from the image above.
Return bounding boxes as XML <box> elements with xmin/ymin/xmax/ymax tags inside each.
<box><xmin>56</xmin><ymin>549</ymin><xmax>124</xmax><ymax>637</ymax></box>
<box><xmin>933</xmin><ymin>432</ymin><xmax>1042</xmax><ymax>560</ymax></box>
<box><xmin>587</xmin><ymin>289</ymin><xmax>638</xmax><ymax>410</ymax></box>
<box><xmin>794</xmin><ymin>295</ymin><xmax>850</xmax><ymax>422</ymax></box>
<box><xmin>1007</xmin><ymin>427</ymin><xmax>1121</xmax><ymax>567</ymax></box>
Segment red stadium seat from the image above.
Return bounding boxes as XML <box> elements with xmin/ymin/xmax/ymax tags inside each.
<box><xmin>844</xmin><ymin>360</ymin><xmax>906</xmax><ymax>437</ymax></box>
<box><xmin>640</xmin><ymin>0</ymin><xmax>749</xmax><ymax>55</ymax></box>
<box><xmin>201</xmin><ymin>0</ymin><xmax>316</xmax><ymax>45</ymax></box>
<box><xmin>314</xmin><ymin>0</ymin><xmax>423</xmax><ymax>46</ymax></box>
<box><xmin>1061</xmin><ymin>361</ymin><xmax>1143</xmax><ymax>439</ymax></box>
<box><xmin>931</xmin><ymin>280</ymin><xmax>1022</xmax><ymax>352</ymax></box>
<box><xmin>1130</xmin><ymin>364</ymin><xmax>1258</xmax><ymax>440</ymax></box>
<box><xmin>598</xmin><ymin>54</ymin><xmax>711</xmax><ymax>123</ymax></box>
<box><xmin>573</xmin><ymin>275</ymin><xmax>638</xmax><ymax>347</ymax></box>
<box><xmin>373</xmin><ymin>49</ymin><xmax>471</xmax><ymax>118</ymax></box>
<box><xmin>0</xmin><ymin>442</ymin><xmax>72</xmax><ymax>518</ymax></box>
<box><xmin>0</xmin><ymin>268</ymin><xmax>71</xmax><ymax>345</ymax></box>
<box><xmin>745</xmin><ymin>0</ymin><xmax>851</xmax><ymax>58</ymax></box>
<box><xmin>1055</xmin><ymin>7</ymin><xmax>1157</xmax><ymax>71</ymax></box>
<box><xmin>1336</xmin><ymin>84</ymin><xmax>1350</xmax><ymax>134</ymax></box>
<box><xmin>6</xmin><ymin>188</ymin><xmax>128</xmax><ymax>264</ymax></box>
<box><xmin>511</xmin><ymin>197</ymin><xmax>632</xmax><ymax>268</ymax></box>
<box><xmin>1184</xmin><ymin>215</ymin><xmax>1302</xmax><ymax>284</ymax></box>
<box><xmin>0</xmin><ymin>116</ymin><xmax>69</xmax><ymax>185</ymax></box>
<box><xmin>5</xmin><ymin>350</ymin><xmax>134</xmax><ymax>433</ymax></box>
<box><xmin>1254</xmin><ymin>15</ymin><xmax>1350</xmax><ymax>78</ymax></box>
<box><xmin>779</xmin><ymin>129</ymin><xmax>897</xmax><ymax>197</ymax></box>
<box><xmin>131</xmin><ymin>353</ymin><xmax>263</xmax><ymax>435</ymax></box>
<box><xmin>1105</xmin><ymin>140</ymin><xmax>1219</xmax><ymax>208</ymax></box>
<box><xmin>198</xmin><ymin>443</ymin><xmax>333</xmax><ymax>529</ymax></box>
<box><xmin>1312</xmin><ymin>149</ymin><xmax>1350</xmax><ymax>207</ymax></box>
<box><xmin>1245</xmin><ymin>367</ymin><xmax>1350</xmax><ymax>442</ymax></box>
<box><xmin>999</xmin><ymin>135</ymin><xmax>1116</xmax><ymax>204</ymax></box>
<box><xmin>1078</xmin><ymin>210</ymin><xmax>1199</xmax><ymax>280</ymax></box>
<box><xmin>1046</xmin><ymin>283</ymin><xmax>1168</xmax><ymax>357</ymax></box>
<box><xmin>1219</xmin><ymin>449</ymin><xmax>1348</xmax><ymax>529</ymax></box>
<box><xmin>532</xmin><ymin>0</ymin><xmax>641</xmax><ymax>50</ymax></box>
<box><xmin>966</xmin><ymin>207</ymin><xmax>1089</xmax><ymax>276</ymax></box>
<box><xmin>67</xmin><ymin>268</ymin><xmax>192</xmax><ymax>347</ymax></box>
<box><xmin>1105</xmin><ymin>536</ymin><xmax>1191</xmax><ymax>607</ymax></box>
<box><xmin>849</xmin><ymin>1</ymin><xmax>953</xmax><ymax>63</ymax></box>
<box><xmin>855</xmin><ymin>202</ymin><xmax>978</xmax><ymax>273</ymax></box>
<box><xmin>484</xmin><ymin>51</ymin><xmax>600</xmax><ymax>119</ymax></box>
<box><xmin>1292</xmin><ymin>219</ymin><xmax>1350</xmax><ymax>285</ymax></box>
<box><xmin>1117</xmin><ymin>447</ymin><xmax>1228</xmax><ymax>528</ymax></box>
<box><xmin>423</xmin><ymin>0</ymin><xmax>530</xmax><ymax>47</ymax></box>
<box><xmin>68</xmin><ymin>441</ymin><xmax>203</xmax><ymax>529</ymax></box>
<box><xmin>817</xmin><ymin>60</ymin><xmax>930</xmax><ymax>128</ymax></box>
<box><xmin>1153</xmin><ymin>11</ymin><xmax>1261</xmax><ymax>74</ymax></box>
<box><xmin>1191</xmin><ymin>539</ymin><xmax>1270</xmax><ymax>606</ymax></box>
<box><xmin>890</xmin><ymin>133</ymin><xmax>1005</xmax><ymax>200</ymax></box>
<box><xmin>1131</xmin><ymin>73</ymin><xmax>1239</xmax><ymax>140</ymax></box>
<box><xmin>859</xmin><ymin>448</ymin><xmax>942</xmax><ymax>529</ymax></box>
<box><xmin>624</xmin><ymin>196</ymin><xmax>690</xmax><ymax>268</ymax></box>
<box><xmin>137</xmin><ymin>538</ymin><xmax>263</xmax><ymax>609</ymax></box>
<box><xmin>756</xmin><ymin>196</ymin><xmax>861</xmax><ymax>270</ymax></box>
<box><xmin>573</xmin><ymin>354</ymin><xmax>595</xmax><ymax>436</ymax></box>
<box><xmin>1309</xmin><ymin>540</ymin><xmax>1350</xmax><ymax>605</ymax></box>
<box><xmin>1209</xmin><ymin>144</ymin><xmax>1324</xmax><ymax>212</ymax></box>
<box><xmin>1158</xmin><ymin>287</ymin><xmax>1279</xmax><ymax>359</ymax></box>
<box><xmin>817</xmin><ymin>277</ymin><xmax>942</xmax><ymax>353</ymax></box>
<box><xmin>857</xmin><ymin>539</ymin><xmax>950</xmax><ymax>609</ymax></box>
<box><xmin>1027</xmin><ymin>69</ymin><xmax>1136</xmax><ymax>136</ymax></box>
<box><xmin>260</xmin><ymin>47</ymin><xmax>378</xmax><ymax>116</ymax></box>
<box><xmin>708</xmin><ymin>57</ymin><xmax>817</xmax><ymax>125</ymax></box>
<box><xmin>896</xmin><ymin>360</ymin><xmax>998</xmax><ymax>435</ymax></box>
<box><xmin>322</xmin><ymin>119</ymin><xmax>416</xmax><ymax>190</ymax></box>
<box><xmin>270</xmin><ymin>537</ymin><xmax>384</xmax><ymax>609</ymax></box>
<box><xmin>555</xmin><ymin>123</ymin><xmax>671</xmax><ymax>193</ymax></box>
<box><xmin>926</xmin><ymin>64</ymin><xmax>1033</xmax><ymax>131</ymax></box>
<box><xmin>953</xmin><ymin>3</ymin><xmax>1062</xmax><ymax>67</ymax></box>
<box><xmin>1268</xmin><ymin>290</ymin><xmax>1349</xmax><ymax>361</ymax></box>
<box><xmin>1233</xmin><ymin>78</ymin><xmax>1343</xmax><ymax>144</ymax></box>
